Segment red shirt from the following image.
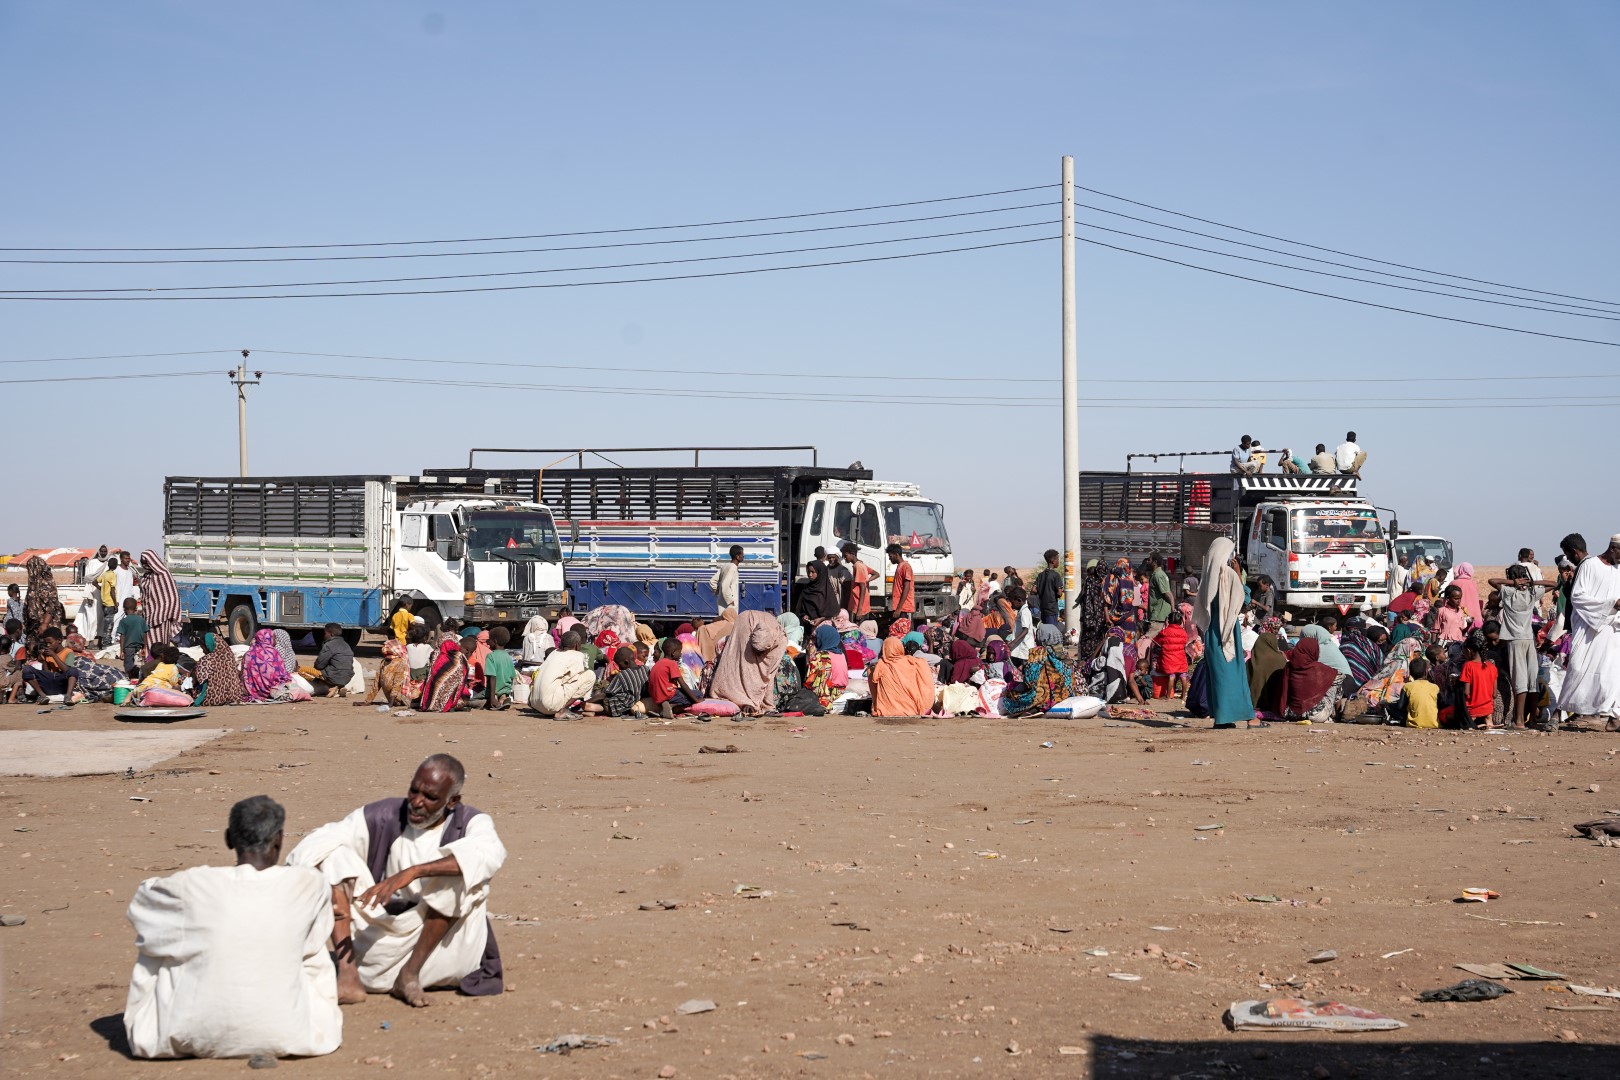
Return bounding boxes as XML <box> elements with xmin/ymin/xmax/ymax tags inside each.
<box><xmin>891</xmin><ymin>560</ymin><xmax>915</xmax><ymax>615</ymax></box>
<box><xmin>845</xmin><ymin>562</ymin><xmax>872</xmax><ymax>617</ymax></box>
<box><xmin>648</xmin><ymin>657</ymin><xmax>683</xmax><ymax>704</ymax></box>
<box><xmin>1154</xmin><ymin>624</ymin><xmax>1189</xmax><ymax>674</ymax></box>
<box><xmin>1459</xmin><ymin>659</ymin><xmax>1497</xmax><ymax>719</ymax></box>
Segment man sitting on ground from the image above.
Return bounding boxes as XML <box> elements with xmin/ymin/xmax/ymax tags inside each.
<box><xmin>287</xmin><ymin>754</ymin><xmax>507</xmax><ymax>1008</ymax></box>
<box><xmin>124</xmin><ymin>796</ymin><xmax>342</xmax><ymax>1060</ymax></box>
<box><xmin>301</xmin><ymin>623</ymin><xmax>355</xmax><ymax>697</ymax></box>
<box><xmin>527</xmin><ymin>630</ymin><xmax>595</xmax><ymax>718</ymax></box>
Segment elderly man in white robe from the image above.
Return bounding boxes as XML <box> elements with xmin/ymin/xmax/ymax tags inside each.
<box><xmin>287</xmin><ymin>754</ymin><xmax>507</xmax><ymax>1007</ymax></box>
<box><xmin>124</xmin><ymin>795</ymin><xmax>342</xmax><ymax>1060</ymax></box>
<box><xmin>1558</xmin><ymin>534</ymin><xmax>1620</xmax><ymax>724</ymax></box>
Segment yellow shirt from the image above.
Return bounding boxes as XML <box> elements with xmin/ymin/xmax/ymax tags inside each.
<box><xmin>137</xmin><ymin>662</ymin><xmax>180</xmax><ymax>693</ymax></box>
<box><xmin>391</xmin><ymin>608</ymin><xmax>412</xmax><ymax>643</ymax></box>
<box><xmin>1405</xmin><ymin>679</ymin><xmax>1439</xmax><ymax>729</ymax></box>
<box><xmin>97</xmin><ymin>570</ymin><xmax>118</xmax><ymax>607</ymax></box>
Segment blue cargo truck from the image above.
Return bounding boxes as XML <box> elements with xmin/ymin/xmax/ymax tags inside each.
<box><xmin>422</xmin><ymin>446</ymin><xmax>959</xmax><ymax>622</ymax></box>
<box><xmin>163</xmin><ymin>474</ymin><xmax>569</xmax><ymax>643</ymax></box>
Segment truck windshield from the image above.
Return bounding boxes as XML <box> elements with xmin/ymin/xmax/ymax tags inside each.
<box><xmin>1395</xmin><ymin>537</ymin><xmax>1454</xmax><ymax>568</ymax></box>
<box><xmin>466</xmin><ymin>511</ymin><xmax>562</xmax><ymax>563</ymax></box>
<box><xmin>883</xmin><ymin>502</ymin><xmax>951</xmax><ymax>555</ymax></box>
<box><xmin>1291</xmin><ymin>509</ymin><xmax>1384</xmax><ymax>556</ymax></box>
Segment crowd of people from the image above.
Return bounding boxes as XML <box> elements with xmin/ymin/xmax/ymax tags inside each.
<box><xmin>1231</xmin><ymin>430</ymin><xmax>1367</xmax><ymax>476</ymax></box>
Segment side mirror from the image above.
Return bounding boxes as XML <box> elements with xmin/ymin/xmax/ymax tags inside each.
<box><xmin>852</xmin><ymin>500</ymin><xmax>866</xmax><ymax>515</ymax></box>
<box><xmin>570</xmin><ymin>520</ymin><xmax>581</xmax><ymax>543</ymax></box>
<box><xmin>447</xmin><ymin>539</ymin><xmax>465</xmax><ymax>561</ymax></box>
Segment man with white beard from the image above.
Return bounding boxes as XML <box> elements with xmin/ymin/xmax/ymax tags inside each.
<box><xmin>287</xmin><ymin>754</ymin><xmax>507</xmax><ymax>1007</ymax></box>
<box><xmin>1558</xmin><ymin>534</ymin><xmax>1620</xmax><ymax>725</ymax></box>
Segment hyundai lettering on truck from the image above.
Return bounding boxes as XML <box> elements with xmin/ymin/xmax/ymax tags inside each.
<box><xmin>163</xmin><ymin>474</ymin><xmax>568</xmax><ymax>643</ymax></box>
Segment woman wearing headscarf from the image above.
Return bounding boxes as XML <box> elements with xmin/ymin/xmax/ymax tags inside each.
<box><xmin>777</xmin><ymin>612</ymin><xmax>805</xmax><ymax>654</ymax></box>
<box><xmin>1005</xmin><ymin>626</ymin><xmax>1082</xmax><ymax>714</ymax></box>
<box><xmin>804</xmin><ymin>623</ymin><xmax>846</xmax><ymax>707</ymax></box>
<box><xmin>1247</xmin><ymin>616</ymin><xmax>1288</xmax><ymax>712</ymax></box>
<box><xmin>593</xmin><ymin>629</ymin><xmax>623</xmax><ymax>676</ymax></box>
<box><xmin>242</xmin><ymin>629</ymin><xmax>295</xmax><ymax>702</ymax></box>
<box><xmin>869</xmin><ymin>636</ymin><xmax>937</xmax><ymax>716</ymax></box>
<box><xmin>1275</xmin><ymin>635</ymin><xmax>1340</xmax><ymax>722</ymax></box>
<box><xmin>1191</xmin><ymin>537</ymin><xmax>1256</xmax><ymax>728</ymax></box>
<box><xmin>949</xmin><ymin>639</ymin><xmax>985</xmax><ymax>685</ymax></box>
<box><xmin>1451</xmin><ymin>563</ymin><xmax>1484</xmax><ymax>624</ymax></box>
<box><xmin>193</xmin><ymin>631</ymin><xmax>247</xmax><ymax>706</ymax></box>
<box><xmin>708</xmin><ymin>609</ymin><xmax>789</xmax><ymax>716</ymax></box>
<box><xmin>22</xmin><ymin>556</ymin><xmax>65</xmax><ymax>639</ymax></box>
<box><xmin>520</xmin><ymin>615</ymin><xmax>552</xmax><ymax>667</ymax></box>
<box><xmin>138</xmin><ymin>550</ymin><xmax>183</xmax><ymax>649</ymax></box>
<box><xmin>1338</xmin><ymin>621</ymin><xmax>1385</xmax><ymax>688</ymax></box>
<box><xmin>1104</xmin><ymin>558</ymin><xmax>1140</xmax><ymax>642</ymax></box>
<box><xmin>419</xmin><ymin>638</ymin><xmax>468</xmax><ymax>712</ymax></box>
<box><xmin>365</xmin><ymin>639</ymin><xmax>418</xmax><ymax>707</ymax></box>
<box><xmin>796</xmin><ymin>560</ymin><xmax>840</xmax><ymax>627</ymax></box>
<box><xmin>984</xmin><ymin>636</ymin><xmax>1012</xmax><ymax>682</ymax></box>
<box><xmin>1077</xmin><ymin>562</ymin><xmax>1108</xmax><ymax>661</ymax></box>
<box><xmin>1299</xmin><ymin>624</ymin><xmax>1351</xmax><ymax>679</ymax></box>
<box><xmin>270</xmin><ymin>629</ymin><xmax>297</xmax><ymax>679</ymax></box>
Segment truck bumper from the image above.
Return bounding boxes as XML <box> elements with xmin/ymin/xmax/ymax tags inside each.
<box><xmin>1288</xmin><ymin>590</ymin><xmax>1387</xmax><ymax>610</ymax></box>
<box><xmin>470</xmin><ymin>593</ymin><xmax>567</xmax><ymax>623</ymax></box>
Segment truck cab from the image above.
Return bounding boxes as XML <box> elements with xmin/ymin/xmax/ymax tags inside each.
<box><xmin>395</xmin><ymin>496</ymin><xmax>567</xmax><ymax>628</ymax></box>
<box><xmin>1245</xmin><ymin>500</ymin><xmax>1389</xmax><ymax>616</ymax></box>
<box><xmin>1393</xmin><ymin>534</ymin><xmax>1454</xmax><ymax>578</ymax></box>
<box><xmin>800</xmin><ymin>479</ymin><xmax>956</xmax><ymax>619</ymax></box>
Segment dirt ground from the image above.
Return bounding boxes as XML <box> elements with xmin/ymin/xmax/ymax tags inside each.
<box><xmin>3</xmin><ymin>689</ymin><xmax>1619</xmax><ymax>1078</ymax></box>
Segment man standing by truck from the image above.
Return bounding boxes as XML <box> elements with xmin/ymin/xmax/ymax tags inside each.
<box><xmin>886</xmin><ymin>544</ymin><xmax>914</xmax><ymax>629</ymax></box>
<box><xmin>842</xmin><ymin>543</ymin><xmax>873</xmax><ymax>619</ymax></box>
<box><xmin>708</xmin><ymin>545</ymin><xmax>743</xmax><ymax>616</ymax></box>
<box><xmin>1033</xmin><ymin>549</ymin><xmax>1064</xmax><ymax>628</ymax></box>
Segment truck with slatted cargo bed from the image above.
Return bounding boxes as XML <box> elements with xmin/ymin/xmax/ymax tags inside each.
<box><xmin>162</xmin><ymin>474</ymin><xmax>569</xmax><ymax>643</ymax></box>
<box><xmin>1079</xmin><ymin>467</ymin><xmax>1391</xmax><ymax>619</ymax></box>
<box><xmin>420</xmin><ymin>446</ymin><xmax>958</xmax><ymax>622</ymax></box>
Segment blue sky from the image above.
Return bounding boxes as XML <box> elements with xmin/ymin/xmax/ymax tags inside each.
<box><xmin>3</xmin><ymin>1</ymin><xmax>1617</xmax><ymax>566</ymax></box>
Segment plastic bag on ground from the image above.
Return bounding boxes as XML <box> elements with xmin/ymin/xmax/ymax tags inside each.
<box><xmin>1047</xmin><ymin>695</ymin><xmax>1104</xmax><ymax>719</ymax></box>
<box><xmin>1226</xmin><ymin>998</ymin><xmax>1407</xmax><ymax>1032</ymax></box>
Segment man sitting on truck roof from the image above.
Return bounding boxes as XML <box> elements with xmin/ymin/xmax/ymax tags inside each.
<box><xmin>1230</xmin><ymin>436</ymin><xmax>1261</xmax><ymax>476</ymax></box>
<box><xmin>1308</xmin><ymin>443</ymin><xmax>1338</xmax><ymax>474</ymax></box>
<box><xmin>1335</xmin><ymin>431</ymin><xmax>1366</xmax><ymax>475</ymax></box>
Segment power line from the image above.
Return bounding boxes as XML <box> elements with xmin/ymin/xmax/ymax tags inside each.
<box><xmin>0</xmin><ymin>370</ymin><xmax>225</xmax><ymax>385</ymax></box>
<box><xmin>1079</xmin><ymin>236</ymin><xmax>1620</xmax><ymax>351</ymax></box>
<box><xmin>1079</xmin><ymin>184</ymin><xmax>1620</xmax><ymax>310</ymax></box>
<box><xmin>1079</xmin><ymin>203</ymin><xmax>1619</xmax><ymax>316</ymax></box>
<box><xmin>0</xmin><ymin>235</ymin><xmax>1056</xmax><ymax>301</ymax></box>
<box><xmin>0</xmin><ymin>201</ymin><xmax>1057</xmax><ymax>266</ymax></box>
<box><xmin>0</xmin><ymin>219</ymin><xmax>1058</xmax><ymax>294</ymax></box>
<box><xmin>1076</xmin><ymin>221</ymin><xmax>1620</xmax><ymax>323</ymax></box>
<box><xmin>0</xmin><ymin>348</ymin><xmax>234</xmax><ymax>367</ymax></box>
<box><xmin>0</xmin><ymin>184</ymin><xmax>1060</xmax><ymax>253</ymax></box>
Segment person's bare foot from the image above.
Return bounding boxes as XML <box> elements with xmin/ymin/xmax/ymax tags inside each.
<box><xmin>391</xmin><ymin>968</ymin><xmax>429</xmax><ymax>1007</ymax></box>
<box><xmin>336</xmin><ymin>968</ymin><xmax>367</xmax><ymax>1005</ymax></box>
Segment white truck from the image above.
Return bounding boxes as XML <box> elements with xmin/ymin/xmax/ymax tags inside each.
<box><xmin>163</xmin><ymin>475</ymin><xmax>569</xmax><ymax>643</ymax></box>
<box><xmin>1079</xmin><ymin>469</ymin><xmax>1390</xmax><ymax>619</ymax></box>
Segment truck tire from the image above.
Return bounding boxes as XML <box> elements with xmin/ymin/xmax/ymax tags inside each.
<box><xmin>342</xmin><ymin>628</ymin><xmax>363</xmax><ymax>648</ymax></box>
<box><xmin>414</xmin><ymin>602</ymin><xmax>442</xmax><ymax>634</ymax></box>
<box><xmin>225</xmin><ymin>602</ymin><xmax>258</xmax><ymax>646</ymax></box>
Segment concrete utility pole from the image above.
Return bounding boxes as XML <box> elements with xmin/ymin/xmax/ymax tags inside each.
<box><xmin>229</xmin><ymin>350</ymin><xmax>261</xmax><ymax>476</ymax></box>
<box><xmin>1061</xmin><ymin>155</ymin><xmax>1080</xmax><ymax>636</ymax></box>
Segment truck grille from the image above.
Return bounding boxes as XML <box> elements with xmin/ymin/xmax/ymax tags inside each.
<box><xmin>1319</xmin><ymin>576</ymin><xmax>1366</xmax><ymax>589</ymax></box>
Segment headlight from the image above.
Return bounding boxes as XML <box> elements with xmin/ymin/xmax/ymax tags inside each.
<box><xmin>476</xmin><ymin>593</ymin><xmax>492</xmax><ymax>605</ymax></box>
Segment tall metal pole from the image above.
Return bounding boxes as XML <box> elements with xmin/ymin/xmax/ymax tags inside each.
<box><xmin>1061</xmin><ymin>155</ymin><xmax>1081</xmax><ymax>637</ymax></box>
<box><xmin>230</xmin><ymin>350</ymin><xmax>260</xmax><ymax>477</ymax></box>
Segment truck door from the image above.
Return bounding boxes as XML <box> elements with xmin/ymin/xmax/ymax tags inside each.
<box><xmin>1255</xmin><ymin>504</ymin><xmax>1289</xmax><ymax>592</ymax></box>
<box><xmin>832</xmin><ymin>499</ymin><xmax>885</xmax><ymax>596</ymax></box>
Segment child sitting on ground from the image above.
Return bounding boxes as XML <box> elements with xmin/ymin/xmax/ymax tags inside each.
<box><xmin>644</xmin><ymin>636</ymin><xmax>696</xmax><ymax>719</ymax></box>
<box><xmin>1403</xmin><ymin>657</ymin><xmax>1439</xmax><ymax>729</ymax></box>
<box><xmin>583</xmin><ymin>647</ymin><xmax>649</xmax><ymax>717</ymax></box>
<box><xmin>482</xmin><ymin>626</ymin><xmax>517</xmax><ymax>711</ymax></box>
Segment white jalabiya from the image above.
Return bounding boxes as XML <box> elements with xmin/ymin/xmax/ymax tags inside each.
<box><xmin>1558</xmin><ymin>556</ymin><xmax>1620</xmax><ymax>718</ymax></box>
<box><xmin>287</xmin><ymin>807</ymin><xmax>506</xmax><ymax>992</ymax></box>
<box><xmin>124</xmin><ymin>864</ymin><xmax>341</xmax><ymax>1059</ymax></box>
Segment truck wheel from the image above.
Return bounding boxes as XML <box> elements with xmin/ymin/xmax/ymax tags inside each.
<box><xmin>414</xmin><ymin>603</ymin><xmax>442</xmax><ymax>634</ymax></box>
<box><xmin>226</xmin><ymin>602</ymin><xmax>258</xmax><ymax>646</ymax></box>
<box><xmin>342</xmin><ymin>628</ymin><xmax>363</xmax><ymax>648</ymax></box>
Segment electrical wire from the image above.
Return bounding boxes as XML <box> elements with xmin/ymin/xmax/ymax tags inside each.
<box><xmin>0</xmin><ymin>349</ymin><xmax>236</xmax><ymax>367</ymax></box>
<box><xmin>0</xmin><ymin>201</ymin><xmax>1057</xmax><ymax>266</ymax></box>
<box><xmin>0</xmin><ymin>184</ymin><xmax>1060</xmax><ymax>254</ymax></box>
<box><xmin>0</xmin><ymin>235</ymin><xmax>1055</xmax><ymax>301</ymax></box>
<box><xmin>1080</xmin><ymin>203</ymin><xmax>1619</xmax><ymax>316</ymax></box>
<box><xmin>0</xmin><ymin>370</ymin><xmax>227</xmax><ymax>385</ymax></box>
<box><xmin>1078</xmin><ymin>236</ymin><xmax>1620</xmax><ymax>350</ymax></box>
<box><xmin>1079</xmin><ymin>184</ymin><xmax>1620</xmax><ymax>310</ymax></box>
<box><xmin>0</xmin><ymin>219</ymin><xmax>1058</xmax><ymax>294</ymax></box>
<box><xmin>1076</xmin><ymin>221</ymin><xmax>1620</xmax><ymax>323</ymax></box>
